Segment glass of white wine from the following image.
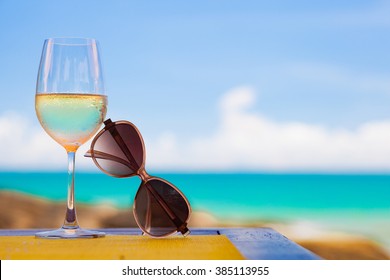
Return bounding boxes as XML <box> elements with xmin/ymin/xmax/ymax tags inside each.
<box><xmin>35</xmin><ymin>38</ymin><xmax>107</xmax><ymax>238</ymax></box>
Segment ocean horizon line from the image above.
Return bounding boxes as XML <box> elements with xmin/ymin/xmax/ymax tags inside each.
<box><xmin>3</xmin><ymin>170</ymin><xmax>390</xmax><ymax>175</ymax></box>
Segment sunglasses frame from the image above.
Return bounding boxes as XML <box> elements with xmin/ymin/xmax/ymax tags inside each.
<box><xmin>90</xmin><ymin>119</ymin><xmax>146</xmax><ymax>178</ymax></box>
<box><xmin>88</xmin><ymin>119</ymin><xmax>191</xmax><ymax>238</ymax></box>
<box><xmin>134</xmin><ymin>176</ymin><xmax>191</xmax><ymax>237</ymax></box>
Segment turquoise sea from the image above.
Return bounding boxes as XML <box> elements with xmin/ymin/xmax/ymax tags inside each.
<box><xmin>1</xmin><ymin>172</ymin><xmax>390</xmax><ymax>247</ymax></box>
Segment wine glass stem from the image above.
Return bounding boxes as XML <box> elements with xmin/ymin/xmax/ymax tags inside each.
<box><xmin>63</xmin><ymin>151</ymin><xmax>79</xmax><ymax>229</ymax></box>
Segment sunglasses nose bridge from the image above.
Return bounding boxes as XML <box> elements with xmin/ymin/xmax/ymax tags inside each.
<box><xmin>137</xmin><ymin>168</ymin><xmax>151</xmax><ymax>181</ymax></box>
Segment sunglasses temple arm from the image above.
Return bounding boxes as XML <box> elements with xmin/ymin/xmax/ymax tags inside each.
<box><xmin>84</xmin><ymin>150</ymin><xmax>135</xmax><ymax>171</ymax></box>
<box><xmin>144</xmin><ymin>182</ymin><xmax>190</xmax><ymax>236</ymax></box>
<box><xmin>108</xmin><ymin>125</ymin><xmax>140</xmax><ymax>171</ymax></box>
<box><xmin>144</xmin><ymin>190</ymin><xmax>153</xmax><ymax>234</ymax></box>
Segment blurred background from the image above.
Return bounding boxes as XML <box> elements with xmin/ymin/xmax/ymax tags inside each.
<box><xmin>0</xmin><ymin>0</ymin><xmax>389</xmax><ymax>259</ymax></box>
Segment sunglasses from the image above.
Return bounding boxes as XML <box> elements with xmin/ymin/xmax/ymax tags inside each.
<box><xmin>85</xmin><ymin>119</ymin><xmax>191</xmax><ymax>237</ymax></box>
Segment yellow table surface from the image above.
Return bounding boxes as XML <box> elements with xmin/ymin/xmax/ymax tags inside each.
<box><xmin>0</xmin><ymin>235</ymin><xmax>245</xmax><ymax>260</ymax></box>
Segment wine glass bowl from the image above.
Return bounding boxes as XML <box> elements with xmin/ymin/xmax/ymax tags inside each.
<box><xmin>35</xmin><ymin>93</ymin><xmax>107</xmax><ymax>152</ymax></box>
<box><xmin>35</xmin><ymin>38</ymin><xmax>107</xmax><ymax>238</ymax></box>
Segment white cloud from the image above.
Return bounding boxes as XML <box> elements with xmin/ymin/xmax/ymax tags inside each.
<box><xmin>3</xmin><ymin>86</ymin><xmax>390</xmax><ymax>172</ymax></box>
<box><xmin>148</xmin><ymin>86</ymin><xmax>390</xmax><ymax>172</ymax></box>
<box><xmin>0</xmin><ymin>112</ymin><xmax>96</xmax><ymax>171</ymax></box>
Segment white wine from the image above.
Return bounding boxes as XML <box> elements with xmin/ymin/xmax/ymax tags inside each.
<box><xmin>36</xmin><ymin>93</ymin><xmax>108</xmax><ymax>152</ymax></box>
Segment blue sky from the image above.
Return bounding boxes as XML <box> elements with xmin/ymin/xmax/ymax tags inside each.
<box><xmin>1</xmin><ymin>0</ymin><xmax>390</xmax><ymax>172</ymax></box>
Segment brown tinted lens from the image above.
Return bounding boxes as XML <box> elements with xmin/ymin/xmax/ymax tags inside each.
<box><xmin>92</xmin><ymin>123</ymin><xmax>144</xmax><ymax>177</ymax></box>
<box><xmin>134</xmin><ymin>178</ymin><xmax>190</xmax><ymax>237</ymax></box>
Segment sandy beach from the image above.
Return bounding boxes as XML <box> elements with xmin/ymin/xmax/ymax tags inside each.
<box><xmin>0</xmin><ymin>190</ymin><xmax>388</xmax><ymax>260</ymax></box>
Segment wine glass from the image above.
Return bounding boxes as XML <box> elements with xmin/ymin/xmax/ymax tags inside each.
<box><xmin>35</xmin><ymin>38</ymin><xmax>108</xmax><ymax>238</ymax></box>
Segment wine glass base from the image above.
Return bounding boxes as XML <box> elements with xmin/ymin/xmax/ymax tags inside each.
<box><xmin>35</xmin><ymin>227</ymin><xmax>105</xmax><ymax>239</ymax></box>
